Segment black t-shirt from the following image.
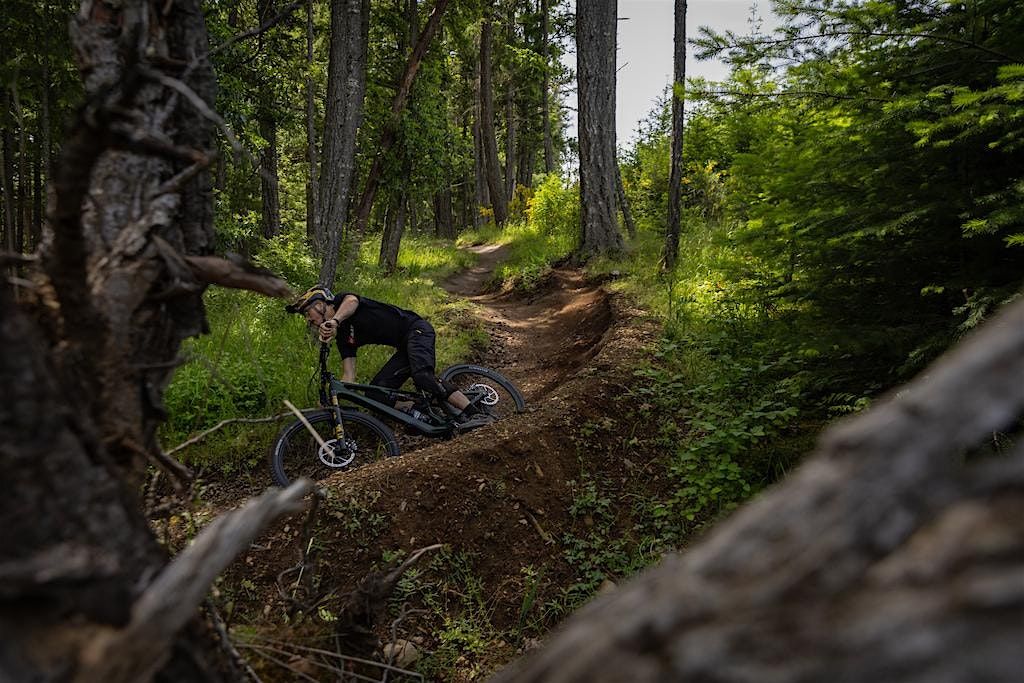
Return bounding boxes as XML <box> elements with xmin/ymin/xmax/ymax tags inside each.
<box><xmin>332</xmin><ymin>292</ymin><xmax>422</xmax><ymax>358</ymax></box>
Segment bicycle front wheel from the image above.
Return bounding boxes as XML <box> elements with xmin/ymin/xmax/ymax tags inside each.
<box><xmin>440</xmin><ymin>365</ymin><xmax>526</xmax><ymax>421</ymax></box>
<box><xmin>268</xmin><ymin>409</ymin><xmax>400</xmax><ymax>487</ymax></box>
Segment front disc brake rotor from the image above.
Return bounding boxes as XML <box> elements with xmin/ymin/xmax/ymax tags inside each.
<box><xmin>318</xmin><ymin>438</ymin><xmax>357</xmax><ymax>468</ymax></box>
<box><xmin>468</xmin><ymin>382</ymin><xmax>500</xmax><ymax>406</ymax></box>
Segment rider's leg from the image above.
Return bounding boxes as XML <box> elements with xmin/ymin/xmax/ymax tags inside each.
<box><xmin>404</xmin><ymin>320</ymin><xmax>477</xmax><ymax>413</ymax></box>
<box><xmin>369</xmin><ymin>351</ymin><xmax>411</xmax><ymax>406</ymax></box>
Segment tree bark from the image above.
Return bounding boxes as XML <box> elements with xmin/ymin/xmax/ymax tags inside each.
<box><xmin>541</xmin><ymin>0</ymin><xmax>555</xmax><ymax>173</ymax></box>
<box><xmin>575</xmin><ymin>0</ymin><xmax>622</xmax><ymax>259</ymax></box>
<box><xmin>12</xmin><ymin>84</ymin><xmax>28</xmax><ymax>254</ymax></box>
<box><xmin>346</xmin><ymin>0</ymin><xmax>451</xmax><ymax>260</ymax></box>
<box><xmin>473</xmin><ymin>62</ymin><xmax>488</xmax><ymax>227</ymax></box>
<box><xmin>378</xmin><ymin>192</ymin><xmax>406</xmax><ymax>274</ymax></box>
<box><xmin>663</xmin><ymin>0</ymin><xmax>686</xmax><ymax>269</ymax></box>
<box><xmin>493</xmin><ymin>294</ymin><xmax>1024</xmax><ymax>683</ymax></box>
<box><xmin>434</xmin><ymin>186</ymin><xmax>454</xmax><ymax>238</ymax></box>
<box><xmin>0</xmin><ymin>0</ymin><xmax>302</xmax><ymax>678</ymax></box>
<box><xmin>480</xmin><ymin>14</ymin><xmax>508</xmax><ymax>226</ymax></box>
<box><xmin>0</xmin><ymin>90</ymin><xmax>14</xmax><ymax>254</ymax></box>
<box><xmin>503</xmin><ymin>3</ymin><xmax>517</xmax><ymax>203</ymax></box>
<box><xmin>258</xmin><ymin>112</ymin><xmax>281</xmax><ymax>239</ymax></box>
<box><xmin>518</xmin><ymin>145</ymin><xmax>534</xmax><ymax>189</ymax></box>
<box><xmin>305</xmin><ymin>0</ymin><xmax>320</xmax><ymax>242</ymax></box>
<box><xmin>316</xmin><ymin>0</ymin><xmax>370</xmax><ymax>285</ymax></box>
<box><xmin>616</xmin><ymin>165</ymin><xmax>636</xmax><ymax>239</ymax></box>
<box><xmin>32</xmin><ymin>133</ymin><xmax>42</xmax><ymax>249</ymax></box>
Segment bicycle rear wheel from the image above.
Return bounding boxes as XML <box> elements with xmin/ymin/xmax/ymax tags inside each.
<box><xmin>440</xmin><ymin>365</ymin><xmax>526</xmax><ymax>421</ymax></box>
<box><xmin>268</xmin><ymin>409</ymin><xmax>400</xmax><ymax>487</ymax></box>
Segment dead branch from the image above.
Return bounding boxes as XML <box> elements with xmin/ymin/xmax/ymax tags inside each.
<box><xmin>494</xmin><ymin>295</ymin><xmax>1024</xmax><ymax>682</ymax></box>
<box><xmin>236</xmin><ymin>636</ymin><xmax>426</xmax><ymax>681</ymax></box>
<box><xmin>207</xmin><ymin>601</ymin><xmax>265</xmax><ymax>683</ymax></box>
<box><xmin>210</xmin><ymin>0</ymin><xmax>309</xmax><ymax>57</ymax></box>
<box><xmin>334</xmin><ymin>545</ymin><xmax>444</xmax><ymax>659</ymax></box>
<box><xmin>119</xmin><ymin>436</ymin><xmax>194</xmax><ymax>492</ymax></box>
<box><xmin>75</xmin><ymin>479</ymin><xmax>313</xmax><ymax>683</ymax></box>
<box><xmin>166</xmin><ymin>412</ymin><xmax>293</xmax><ymax>457</ymax></box>
<box><xmin>184</xmin><ymin>254</ymin><xmax>293</xmax><ymax>298</ymax></box>
<box><xmin>139</xmin><ymin>66</ymin><xmax>246</xmax><ymax>157</ymax></box>
<box><xmin>0</xmin><ymin>251</ymin><xmax>38</xmax><ymax>265</ymax></box>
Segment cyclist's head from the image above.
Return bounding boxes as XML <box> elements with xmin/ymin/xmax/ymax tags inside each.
<box><xmin>285</xmin><ymin>285</ymin><xmax>334</xmax><ymax>317</ymax></box>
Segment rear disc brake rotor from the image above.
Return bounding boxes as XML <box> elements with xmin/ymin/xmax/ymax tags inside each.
<box><xmin>468</xmin><ymin>382</ymin><xmax>500</xmax><ymax>406</ymax></box>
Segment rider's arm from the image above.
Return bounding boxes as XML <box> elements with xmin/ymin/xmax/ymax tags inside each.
<box><xmin>331</xmin><ymin>294</ymin><xmax>359</xmax><ymax>323</ymax></box>
<box><xmin>341</xmin><ymin>356</ymin><xmax>357</xmax><ymax>383</ymax></box>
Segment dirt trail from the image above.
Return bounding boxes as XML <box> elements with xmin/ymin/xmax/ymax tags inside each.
<box><xmin>441</xmin><ymin>244</ymin><xmax>614</xmax><ymax>400</ymax></box>
<box><xmin>217</xmin><ymin>244</ymin><xmax>660</xmax><ymax>674</ymax></box>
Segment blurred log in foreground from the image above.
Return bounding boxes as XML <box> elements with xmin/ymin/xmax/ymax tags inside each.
<box><xmin>495</xmin><ymin>295</ymin><xmax>1024</xmax><ymax>683</ymax></box>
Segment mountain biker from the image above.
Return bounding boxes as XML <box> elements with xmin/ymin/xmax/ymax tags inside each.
<box><xmin>286</xmin><ymin>285</ymin><xmax>492</xmax><ymax>428</ymax></box>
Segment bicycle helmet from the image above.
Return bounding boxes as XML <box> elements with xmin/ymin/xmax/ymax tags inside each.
<box><xmin>285</xmin><ymin>285</ymin><xmax>334</xmax><ymax>314</ymax></box>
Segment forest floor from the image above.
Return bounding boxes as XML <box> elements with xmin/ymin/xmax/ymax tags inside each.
<box><xmin>180</xmin><ymin>245</ymin><xmax>671</xmax><ymax>680</ymax></box>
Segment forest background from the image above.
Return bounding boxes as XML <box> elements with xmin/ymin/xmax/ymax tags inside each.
<box><xmin>1</xmin><ymin>0</ymin><xmax>1022</xmax><ymax>678</ymax></box>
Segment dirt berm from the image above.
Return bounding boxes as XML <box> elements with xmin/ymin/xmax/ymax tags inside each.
<box><xmin>218</xmin><ymin>246</ymin><xmax>665</xmax><ymax>676</ymax></box>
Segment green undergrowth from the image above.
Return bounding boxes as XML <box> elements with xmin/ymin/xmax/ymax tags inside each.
<box><xmin>475</xmin><ymin>202</ymin><xmax>837</xmax><ymax>548</ymax></box>
<box><xmin>459</xmin><ymin>174</ymin><xmax>578</xmax><ymax>290</ymax></box>
<box><xmin>160</xmin><ymin>233</ymin><xmax>483</xmax><ymax>470</ymax></box>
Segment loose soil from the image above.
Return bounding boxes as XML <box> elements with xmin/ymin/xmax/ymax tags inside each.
<box><xmin>186</xmin><ymin>246</ymin><xmax>665</xmax><ymax>680</ymax></box>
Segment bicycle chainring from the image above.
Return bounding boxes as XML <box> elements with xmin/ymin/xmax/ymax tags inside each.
<box><xmin>317</xmin><ymin>438</ymin><xmax>357</xmax><ymax>468</ymax></box>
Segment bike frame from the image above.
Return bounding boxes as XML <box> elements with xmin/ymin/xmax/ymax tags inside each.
<box><xmin>318</xmin><ymin>343</ymin><xmax>456</xmax><ymax>438</ymax></box>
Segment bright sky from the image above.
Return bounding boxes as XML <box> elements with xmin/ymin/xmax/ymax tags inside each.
<box><xmin>561</xmin><ymin>0</ymin><xmax>775</xmax><ymax>147</ymax></box>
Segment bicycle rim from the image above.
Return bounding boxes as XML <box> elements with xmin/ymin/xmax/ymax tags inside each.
<box><xmin>269</xmin><ymin>410</ymin><xmax>398</xmax><ymax>487</ymax></box>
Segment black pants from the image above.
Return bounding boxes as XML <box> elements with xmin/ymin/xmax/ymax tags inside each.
<box><xmin>369</xmin><ymin>319</ymin><xmax>449</xmax><ymax>403</ymax></box>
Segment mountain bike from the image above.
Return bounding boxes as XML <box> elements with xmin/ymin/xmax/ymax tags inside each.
<box><xmin>268</xmin><ymin>343</ymin><xmax>525</xmax><ymax>486</ymax></box>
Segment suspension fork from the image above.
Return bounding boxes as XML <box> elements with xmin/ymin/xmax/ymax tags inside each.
<box><xmin>320</xmin><ymin>343</ymin><xmax>346</xmax><ymax>444</ymax></box>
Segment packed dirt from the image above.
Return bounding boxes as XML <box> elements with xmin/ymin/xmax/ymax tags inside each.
<box><xmin>202</xmin><ymin>245</ymin><xmax>664</xmax><ymax>679</ymax></box>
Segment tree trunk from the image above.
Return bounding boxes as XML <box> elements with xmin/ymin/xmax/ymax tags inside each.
<box><xmin>32</xmin><ymin>135</ymin><xmax>42</xmax><ymax>249</ymax></box>
<box><xmin>434</xmin><ymin>186</ymin><xmax>454</xmax><ymax>238</ymax></box>
<box><xmin>616</xmin><ymin>165</ymin><xmax>636</xmax><ymax>239</ymax></box>
<box><xmin>503</xmin><ymin>4</ymin><xmax>517</xmax><ymax>203</ymax></box>
<box><xmin>493</xmin><ymin>295</ymin><xmax>1024</xmax><ymax>683</ymax></box>
<box><xmin>518</xmin><ymin>145</ymin><xmax>534</xmax><ymax>189</ymax></box>
<box><xmin>347</xmin><ymin>0</ymin><xmax>450</xmax><ymax>262</ymax></box>
<box><xmin>575</xmin><ymin>0</ymin><xmax>622</xmax><ymax>259</ymax></box>
<box><xmin>480</xmin><ymin>15</ymin><xmax>508</xmax><ymax>226</ymax></box>
<box><xmin>663</xmin><ymin>0</ymin><xmax>686</xmax><ymax>269</ymax></box>
<box><xmin>13</xmin><ymin>84</ymin><xmax>28</xmax><ymax>255</ymax></box>
<box><xmin>1</xmin><ymin>92</ymin><xmax>14</xmax><ymax>254</ymax></box>
<box><xmin>378</xmin><ymin>192</ymin><xmax>406</xmax><ymax>274</ymax></box>
<box><xmin>0</xmin><ymin>0</ymin><xmax>299</xmax><ymax>678</ymax></box>
<box><xmin>473</xmin><ymin>64</ymin><xmax>488</xmax><ymax>226</ymax></box>
<box><xmin>316</xmin><ymin>0</ymin><xmax>370</xmax><ymax>285</ymax></box>
<box><xmin>305</xmin><ymin>0</ymin><xmax>320</xmax><ymax>242</ymax></box>
<box><xmin>259</xmin><ymin>112</ymin><xmax>281</xmax><ymax>239</ymax></box>
<box><xmin>541</xmin><ymin>0</ymin><xmax>555</xmax><ymax>173</ymax></box>
<box><xmin>505</xmin><ymin>88</ymin><xmax>517</xmax><ymax>202</ymax></box>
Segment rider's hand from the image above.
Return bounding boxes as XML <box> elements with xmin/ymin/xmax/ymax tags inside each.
<box><xmin>318</xmin><ymin>318</ymin><xmax>338</xmax><ymax>342</ymax></box>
